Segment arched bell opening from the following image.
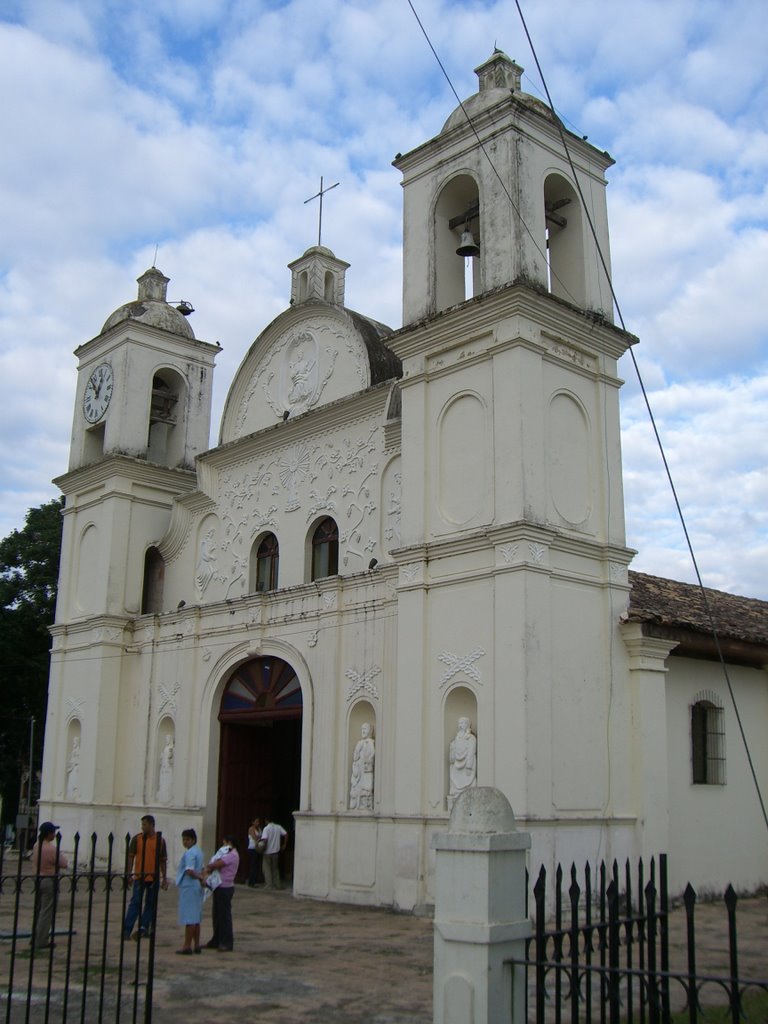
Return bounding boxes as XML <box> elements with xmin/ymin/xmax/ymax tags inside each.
<box><xmin>544</xmin><ymin>174</ymin><xmax>586</xmax><ymax>308</ymax></box>
<box><xmin>217</xmin><ymin>656</ymin><xmax>303</xmax><ymax>884</ymax></box>
<box><xmin>433</xmin><ymin>174</ymin><xmax>481</xmax><ymax>313</ymax></box>
<box><xmin>141</xmin><ymin>545</ymin><xmax>165</xmax><ymax>613</ymax></box>
<box><xmin>147</xmin><ymin>367</ymin><xmax>187</xmax><ymax>467</ymax></box>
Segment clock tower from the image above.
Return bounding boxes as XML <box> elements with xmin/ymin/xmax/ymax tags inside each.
<box><xmin>40</xmin><ymin>269</ymin><xmax>218</xmax><ymax>820</ymax></box>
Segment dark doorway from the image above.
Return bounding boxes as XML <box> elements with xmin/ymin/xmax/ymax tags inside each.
<box><xmin>217</xmin><ymin>657</ymin><xmax>302</xmax><ymax>884</ymax></box>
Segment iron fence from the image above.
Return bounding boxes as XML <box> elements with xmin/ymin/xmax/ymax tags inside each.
<box><xmin>0</xmin><ymin>833</ymin><xmax>159</xmax><ymax>1024</ymax></box>
<box><xmin>511</xmin><ymin>854</ymin><xmax>768</xmax><ymax>1023</ymax></box>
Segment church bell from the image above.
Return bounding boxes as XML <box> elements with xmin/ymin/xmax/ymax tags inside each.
<box><xmin>456</xmin><ymin>228</ymin><xmax>480</xmax><ymax>258</ymax></box>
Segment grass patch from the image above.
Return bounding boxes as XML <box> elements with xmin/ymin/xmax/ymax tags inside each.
<box><xmin>665</xmin><ymin>989</ymin><xmax>768</xmax><ymax>1022</ymax></box>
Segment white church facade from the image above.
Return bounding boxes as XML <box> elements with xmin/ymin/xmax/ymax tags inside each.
<box><xmin>39</xmin><ymin>52</ymin><xmax>768</xmax><ymax>908</ymax></box>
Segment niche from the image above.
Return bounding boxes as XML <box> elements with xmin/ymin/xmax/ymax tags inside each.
<box><xmin>347</xmin><ymin>701</ymin><xmax>376</xmax><ymax>812</ymax></box>
<box><xmin>155</xmin><ymin>717</ymin><xmax>175</xmax><ymax>805</ymax></box>
<box><xmin>443</xmin><ymin>686</ymin><xmax>478</xmax><ymax>811</ymax></box>
<box><xmin>65</xmin><ymin>719</ymin><xmax>82</xmax><ymax>801</ymax></box>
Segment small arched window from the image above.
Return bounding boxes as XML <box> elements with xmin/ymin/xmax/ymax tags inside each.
<box><xmin>311</xmin><ymin>518</ymin><xmax>339</xmax><ymax>581</ymax></box>
<box><xmin>147</xmin><ymin>368</ymin><xmax>184</xmax><ymax>467</ymax></box>
<box><xmin>141</xmin><ymin>546</ymin><xmax>165</xmax><ymax>614</ymax></box>
<box><xmin>691</xmin><ymin>697</ymin><xmax>726</xmax><ymax>785</ymax></box>
<box><xmin>544</xmin><ymin>174</ymin><xmax>586</xmax><ymax>308</ymax></box>
<box><xmin>254</xmin><ymin>533</ymin><xmax>279</xmax><ymax>592</ymax></box>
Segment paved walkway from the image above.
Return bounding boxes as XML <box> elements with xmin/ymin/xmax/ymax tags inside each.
<box><xmin>150</xmin><ymin>885</ymin><xmax>434</xmax><ymax>1023</ymax></box>
<box><xmin>2</xmin><ymin>870</ymin><xmax>765</xmax><ymax>1022</ymax></box>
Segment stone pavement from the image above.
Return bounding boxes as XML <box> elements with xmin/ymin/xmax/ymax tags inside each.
<box><xmin>150</xmin><ymin>885</ymin><xmax>434</xmax><ymax>1023</ymax></box>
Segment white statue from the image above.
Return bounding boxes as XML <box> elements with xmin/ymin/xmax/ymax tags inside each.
<box><xmin>448</xmin><ymin>717</ymin><xmax>477</xmax><ymax>802</ymax></box>
<box><xmin>157</xmin><ymin>735</ymin><xmax>174</xmax><ymax>803</ymax></box>
<box><xmin>287</xmin><ymin>347</ymin><xmax>315</xmax><ymax>405</ymax></box>
<box><xmin>349</xmin><ymin>722</ymin><xmax>375</xmax><ymax>811</ymax></box>
<box><xmin>195</xmin><ymin>528</ymin><xmax>217</xmax><ymax>596</ymax></box>
<box><xmin>66</xmin><ymin>736</ymin><xmax>80</xmax><ymax>799</ymax></box>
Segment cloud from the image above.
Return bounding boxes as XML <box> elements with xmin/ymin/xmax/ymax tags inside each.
<box><xmin>0</xmin><ymin>0</ymin><xmax>766</xmax><ymax>604</ymax></box>
<box><xmin>622</xmin><ymin>374</ymin><xmax>768</xmax><ymax>596</ymax></box>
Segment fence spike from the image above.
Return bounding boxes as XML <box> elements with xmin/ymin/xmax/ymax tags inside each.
<box><xmin>533</xmin><ymin>865</ymin><xmax>546</xmax><ymax>898</ymax></box>
<box><xmin>724</xmin><ymin>884</ymin><xmax>737</xmax><ymax>912</ymax></box>
<box><xmin>569</xmin><ymin>864</ymin><xmax>580</xmax><ymax>898</ymax></box>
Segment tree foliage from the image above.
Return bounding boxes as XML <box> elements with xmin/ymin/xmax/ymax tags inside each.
<box><xmin>0</xmin><ymin>498</ymin><xmax>63</xmax><ymax>822</ymax></box>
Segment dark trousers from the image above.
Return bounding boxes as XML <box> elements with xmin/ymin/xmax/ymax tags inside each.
<box><xmin>247</xmin><ymin>849</ymin><xmax>264</xmax><ymax>885</ymax></box>
<box><xmin>210</xmin><ymin>886</ymin><xmax>234</xmax><ymax>949</ymax></box>
<box><xmin>123</xmin><ymin>880</ymin><xmax>157</xmax><ymax>937</ymax></box>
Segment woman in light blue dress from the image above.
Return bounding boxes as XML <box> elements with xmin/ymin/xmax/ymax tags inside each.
<box><xmin>175</xmin><ymin>828</ymin><xmax>204</xmax><ymax>954</ymax></box>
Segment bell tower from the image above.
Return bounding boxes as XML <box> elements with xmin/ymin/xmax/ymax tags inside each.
<box><xmin>395</xmin><ymin>50</ymin><xmax>614</xmax><ymax>324</ymax></box>
<box><xmin>69</xmin><ymin>267</ymin><xmax>217</xmax><ymax>473</ymax></box>
<box><xmin>57</xmin><ymin>266</ymin><xmax>219</xmax><ymax>621</ymax></box>
<box><xmin>41</xmin><ymin>269</ymin><xmax>218</xmax><ymax>819</ymax></box>
<box><xmin>387</xmin><ymin>52</ymin><xmax>640</xmax><ymax>899</ymax></box>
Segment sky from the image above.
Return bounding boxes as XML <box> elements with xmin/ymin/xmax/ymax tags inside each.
<box><xmin>1</xmin><ymin>0</ymin><xmax>766</xmax><ymax>599</ymax></box>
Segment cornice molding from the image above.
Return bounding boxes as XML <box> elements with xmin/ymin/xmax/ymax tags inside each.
<box><xmin>390</xmin><ymin>282</ymin><xmax>634</xmax><ymax>365</ymax></box>
<box><xmin>74</xmin><ymin>319</ymin><xmax>220</xmax><ymax>363</ymax></box>
<box><xmin>202</xmin><ymin>380</ymin><xmax>394</xmax><ymax>474</ymax></box>
<box><xmin>55</xmin><ymin>455</ymin><xmax>197</xmax><ymax>500</ymax></box>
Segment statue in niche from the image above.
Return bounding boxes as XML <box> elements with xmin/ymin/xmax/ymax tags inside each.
<box><xmin>66</xmin><ymin>736</ymin><xmax>80</xmax><ymax>800</ymax></box>
<box><xmin>349</xmin><ymin>722</ymin><xmax>375</xmax><ymax>811</ymax></box>
<box><xmin>156</xmin><ymin>734</ymin><xmax>174</xmax><ymax>803</ymax></box>
<box><xmin>448</xmin><ymin>717</ymin><xmax>477</xmax><ymax>805</ymax></box>
<box><xmin>195</xmin><ymin>528</ymin><xmax>218</xmax><ymax>596</ymax></box>
<box><xmin>287</xmin><ymin>345</ymin><xmax>316</xmax><ymax>405</ymax></box>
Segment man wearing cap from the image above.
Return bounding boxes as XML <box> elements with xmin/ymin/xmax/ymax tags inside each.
<box><xmin>30</xmin><ymin>822</ymin><xmax>68</xmax><ymax>949</ymax></box>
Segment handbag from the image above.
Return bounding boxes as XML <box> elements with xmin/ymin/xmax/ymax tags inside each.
<box><xmin>255</xmin><ymin>838</ymin><xmax>267</xmax><ymax>854</ymax></box>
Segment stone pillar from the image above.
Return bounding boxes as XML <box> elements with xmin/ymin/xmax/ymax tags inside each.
<box><xmin>432</xmin><ymin>787</ymin><xmax>531</xmax><ymax>1024</ymax></box>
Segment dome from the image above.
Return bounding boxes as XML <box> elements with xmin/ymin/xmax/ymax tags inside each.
<box><xmin>100</xmin><ymin>267</ymin><xmax>195</xmax><ymax>339</ymax></box>
<box><xmin>301</xmin><ymin>244</ymin><xmax>336</xmax><ymax>259</ymax></box>
<box><xmin>440</xmin><ymin>51</ymin><xmax>553</xmax><ymax>134</ymax></box>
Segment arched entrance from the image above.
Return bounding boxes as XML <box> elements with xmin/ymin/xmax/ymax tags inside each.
<box><xmin>217</xmin><ymin>656</ymin><xmax>302</xmax><ymax>884</ymax></box>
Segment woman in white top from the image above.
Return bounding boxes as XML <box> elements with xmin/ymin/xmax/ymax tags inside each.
<box><xmin>246</xmin><ymin>818</ymin><xmax>264</xmax><ymax>887</ymax></box>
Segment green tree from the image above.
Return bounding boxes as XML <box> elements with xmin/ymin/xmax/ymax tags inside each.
<box><xmin>0</xmin><ymin>498</ymin><xmax>63</xmax><ymax>825</ymax></box>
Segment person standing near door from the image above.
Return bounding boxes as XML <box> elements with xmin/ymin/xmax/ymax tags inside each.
<box><xmin>246</xmin><ymin>818</ymin><xmax>265</xmax><ymax>887</ymax></box>
<box><xmin>260</xmin><ymin>815</ymin><xmax>287</xmax><ymax>890</ymax></box>
<box><xmin>203</xmin><ymin>834</ymin><xmax>239</xmax><ymax>951</ymax></box>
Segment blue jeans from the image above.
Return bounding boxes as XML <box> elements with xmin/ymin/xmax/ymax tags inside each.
<box><xmin>123</xmin><ymin>880</ymin><xmax>157</xmax><ymax>937</ymax></box>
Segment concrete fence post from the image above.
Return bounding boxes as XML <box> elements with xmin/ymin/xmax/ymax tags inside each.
<box><xmin>432</xmin><ymin>787</ymin><xmax>531</xmax><ymax>1024</ymax></box>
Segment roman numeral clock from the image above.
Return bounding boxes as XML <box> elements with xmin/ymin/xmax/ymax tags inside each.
<box><xmin>82</xmin><ymin>362</ymin><xmax>114</xmax><ymax>423</ymax></box>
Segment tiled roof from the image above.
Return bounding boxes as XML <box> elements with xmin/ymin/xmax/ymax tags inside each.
<box><xmin>628</xmin><ymin>571</ymin><xmax>768</xmax><ymax>648</ymax></box>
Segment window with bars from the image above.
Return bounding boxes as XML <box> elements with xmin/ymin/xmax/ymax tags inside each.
<box><xmin>691</xmin><ymin>697</ymin><xmax>726</xmax><ymax>785</ymax></box>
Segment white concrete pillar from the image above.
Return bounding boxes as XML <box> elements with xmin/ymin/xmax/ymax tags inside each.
<box><xmin>432</xmin><ymin>787</ymin><xmax>531</xmax><ymax>1024</ymax></box>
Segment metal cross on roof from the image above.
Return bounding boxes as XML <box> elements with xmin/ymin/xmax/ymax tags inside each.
<box><xmin>304</xmin><ymin>175</ymin><xmax>340</xmax><ymax>248</ymax></box>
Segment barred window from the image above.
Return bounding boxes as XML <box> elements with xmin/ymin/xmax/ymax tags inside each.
<box><xmin>691</xmin><ymin>696</ymin><xmax>726</xmax><ymax>785</ymax></box>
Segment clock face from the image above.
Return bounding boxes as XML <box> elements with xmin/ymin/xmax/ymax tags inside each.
<box><xmin>83</xmin><ymin>362</ymin><xmax>114</xmax><ymax>423</ymax></box>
